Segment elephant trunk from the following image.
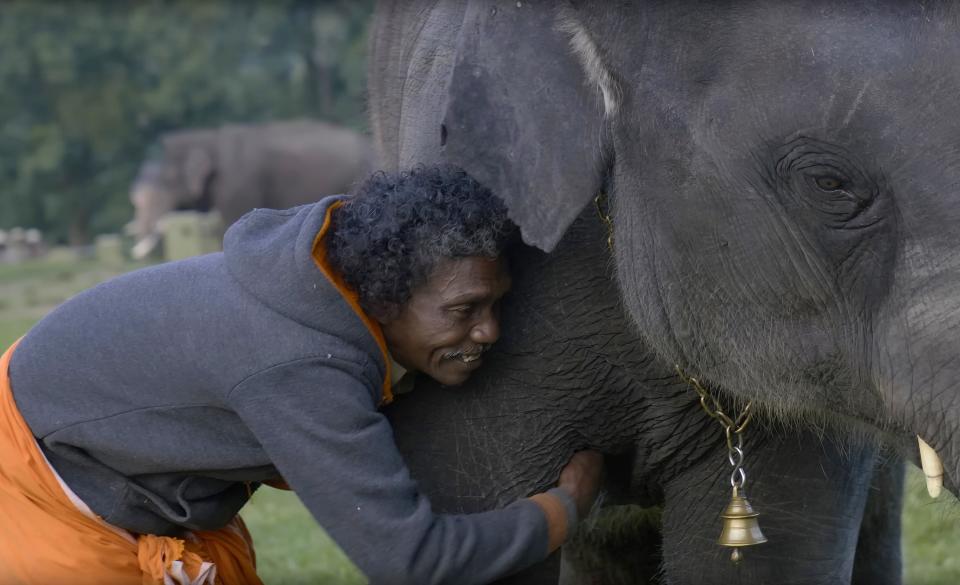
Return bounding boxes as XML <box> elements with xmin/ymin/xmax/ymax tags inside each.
<box><xmin>875</xmin><ymin>245</ymin><xmax>960</xmax><ymax>499</ymax></box>
<box><xmin>129</xmin><ymin>180</ymin><xmax>176</xmax><ymax>259</ymax></box>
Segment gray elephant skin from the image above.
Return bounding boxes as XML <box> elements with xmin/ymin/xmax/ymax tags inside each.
<box><xmin>130</xmin><ymin>119</ymin><xmax>374</xmax><ymax>258</ymax></box>
<box><xmin>384</xmin><ymin>212</ymin><xmax>904</xmax><ymax>585</ymax></box>
<box><xmin>370</xmin><ymin>1</ymin><xmax>960</xmax><ymax>584</ymax></box>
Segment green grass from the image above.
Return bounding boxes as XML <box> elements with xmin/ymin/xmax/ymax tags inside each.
<box><xmin>0</xmin><ymin>316</ymin><xmax>41</xmax><ymax>348</ymax></box>
<box><xmin>904</xmin><ymin>466</ymin><xmax>960</xmax><ymax>585</ymax></box>
<box><xmin>241</xmin><ymin>489</ymin><xmax>364</xmax><ymax>584</ymax></box>
<box><xmin>0</xmin><ymin>257</ymin><xmax>91</xmax><ymax>283</ymax></box>
<box><xmin>1</xmin><ymin>255</ymin><xmax>957</xmax><ymax>583</ymax></box>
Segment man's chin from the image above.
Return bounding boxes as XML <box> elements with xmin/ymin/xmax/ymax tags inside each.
<box><xmin>430</xmin><ymin>365</ymin><xmax>474</xmax><ymax>387</ymax></box>
<box><xmin>435</xmin><ymin>373</ymin><xmax>471</xmax><ymax>388</ymax></box>
<box><xmin>427</xmin><ymin>353</ymin><xmax>488</xmax><ymax>386</ymax></box>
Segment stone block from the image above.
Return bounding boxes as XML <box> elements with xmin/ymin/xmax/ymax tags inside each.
<box><xmin>159</xmin><ymin>211</ymin><xmax>224</xmax><ymax>261</ymax></box>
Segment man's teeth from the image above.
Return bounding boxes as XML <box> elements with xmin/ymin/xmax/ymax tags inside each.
<box><xmin>444</xmin><ymin>347</ymin><xmax>487</xmax><ymax>362</ymax></box>
<box><xmin>917</xmin><ymin>436</ymin><xmax>944</xmax><ymax>499</ymax></box>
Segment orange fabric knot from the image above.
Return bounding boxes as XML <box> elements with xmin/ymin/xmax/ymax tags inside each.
<box><xmin>138</xmin><ymin>534</ymin><xmax>214</xmax><ymax>585</ymax></box>
<box><xmin>138</xmin><ymin>534</ymin><xmax>186</xmax><ymax>584</ymax></box>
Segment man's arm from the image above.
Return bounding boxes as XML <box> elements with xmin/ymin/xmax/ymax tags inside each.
<box><xmin>229</xmin><ymin>356</ymin><xmax>578</xmax><ymax>585</ymax></box>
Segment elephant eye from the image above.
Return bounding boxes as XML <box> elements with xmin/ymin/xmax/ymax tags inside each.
<box><xmin>775</xmin><ymin>138</ymin><xmax>881</xmax><ymax>229</ymax></box>
<box><xmin>814</xmin><ymin>175</ymin><xmax>845</xmax><ymax>192</ymax></box>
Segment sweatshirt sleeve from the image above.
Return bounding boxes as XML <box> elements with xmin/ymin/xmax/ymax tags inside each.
<box><xmin>228</xmin><ymin>356</ymin><xmax>575</xmax><ymax>585</ymax></box>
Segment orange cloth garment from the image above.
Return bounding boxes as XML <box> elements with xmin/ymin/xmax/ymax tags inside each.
<box><xmin>0</xmin><ymin>340</ymin><xmax>262</xmax><ymax>585</ymax></box>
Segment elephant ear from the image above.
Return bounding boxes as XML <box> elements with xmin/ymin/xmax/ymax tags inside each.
<box><xmin>161</xmin><ymin>129</ymin><xmax>216</xmax><ymax>203</ymax></box>
<box><xmin>440</xmin><ymin>2</ymin><xmax>609</xmax><ymax>252</ymax></box>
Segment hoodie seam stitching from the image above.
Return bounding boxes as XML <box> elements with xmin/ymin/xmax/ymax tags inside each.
<box><xmin>39</xmin><ymin>402</ymin><xmax>233</xmax><ymax>439</ymax></box>
<box><xmin>226</xmin><ymin>353</ymin><xmax>376</xmax><ymax>402</ymax></box>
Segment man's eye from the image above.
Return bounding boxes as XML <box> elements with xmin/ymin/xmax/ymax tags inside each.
<box><xmin>451</xmin><ymin>305</ymin><xmax>473</xmax><ymax>315</ymax></box>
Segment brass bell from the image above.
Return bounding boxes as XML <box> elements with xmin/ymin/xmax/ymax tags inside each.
<box><xmin>718</xmin><ymin>486</ymin><xmax>767</xmax><ymax>562</ymax></box>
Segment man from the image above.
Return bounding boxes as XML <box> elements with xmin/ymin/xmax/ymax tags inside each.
<box><xmin>0</xmin><ymin>165</ymin><xmax>602</xmax><ymax>584</ymax></box>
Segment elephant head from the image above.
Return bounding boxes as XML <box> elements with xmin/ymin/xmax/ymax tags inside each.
<box><xmin>373</xmin><ymin>1</ymin><xmax>960</xmax><ymax>497</ymax></box>
<box><xmin>130</xmin><ymin>129</ymin><xmax>217</xmax><ymax>259</ymax></box>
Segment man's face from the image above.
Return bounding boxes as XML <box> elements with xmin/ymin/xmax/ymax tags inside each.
<box><xmin>381</xmin><ymin>256</ymin><xmax>511</xmax><ymax>386</ymax></box>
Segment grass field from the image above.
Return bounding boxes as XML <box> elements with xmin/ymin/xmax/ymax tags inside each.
<box><xmin>0</xmin><ymin>254</ymin><xmax>957</xmax><ymax>584</ymax></box>
<box><xmin>242</xmin><ymin>489</ymin><xmax>364</xmax><ymax>584</ymax></box>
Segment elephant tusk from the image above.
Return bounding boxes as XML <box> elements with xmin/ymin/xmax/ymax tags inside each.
<box><xmin>917</xmin><ymin>436</ymin><xmax>944</xmax><ymax>499</ymax></box>
<box><xmin>131</xmin><ymin>234</ymin><xmax>161</xmax><ymax>260</ymax></box>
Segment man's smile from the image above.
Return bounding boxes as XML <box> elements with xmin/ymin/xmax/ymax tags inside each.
<box><xmin>442</xmin><ymin>345</ymin><xmax>489</xmax><ymax>364</ymax></box>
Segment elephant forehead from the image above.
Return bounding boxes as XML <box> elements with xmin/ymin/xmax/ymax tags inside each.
<box><xmin>691</xmin><ymin>4</ymin><xmax>960</xmax><ymax>135</ymax></box>
<box><xmin>620</xmin><ymin>3</ymin><xmax>960</xmax><ymax>234</ymax></box>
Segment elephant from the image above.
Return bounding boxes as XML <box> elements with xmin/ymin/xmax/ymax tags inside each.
<box><xmin>129</xmin><ymin>119</ymin><xmax>374</xmax><ymax>259</ymax></box>
<box><xmin>370</xmin><ymin>0</ymin><xmax>960</xmax><ymax>583</ymax></box>
<box><xmin>384</xmin><ymin>208</ymin><xmax>906</xmax><ymax>585</ymax></box>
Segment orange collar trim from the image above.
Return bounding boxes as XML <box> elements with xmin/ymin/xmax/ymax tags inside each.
<box><xmin>311</xmin><ymin>200</ymin><xmax>393</xmax><ymax>405</ymax></box>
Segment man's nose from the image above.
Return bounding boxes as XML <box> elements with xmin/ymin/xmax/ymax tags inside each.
<box><xmin>470</xmin><ymin>310</ymin><xmax>500</xmax><ymax>344</ymax></box>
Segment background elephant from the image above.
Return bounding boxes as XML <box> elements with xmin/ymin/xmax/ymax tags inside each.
<box><xmin>370</xmin><ymin>0</ymin><xmax>960</xmax><ymax>582</ymax></box>
<box><xmin>129</xmin><ymin>119</ymin><xmax>374</xmax><ymax>258</ymax></box>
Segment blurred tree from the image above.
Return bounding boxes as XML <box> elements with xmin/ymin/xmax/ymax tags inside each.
<box><xmin>0</xmin><ymin>0</ymin><xmax>373</xmax><ymax>245</ymax></box>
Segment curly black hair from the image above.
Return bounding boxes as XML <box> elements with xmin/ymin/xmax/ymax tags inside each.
<box><xmin>326</xmin><ymin>164</ymin><xmax>516</xmax><ymax>315</ymax></box>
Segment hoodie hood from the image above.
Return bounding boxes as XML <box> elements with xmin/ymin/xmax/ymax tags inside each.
<box><xmin>222</xmin><ymin>196</ymin><xmax>385</xmax><ymax>375</ymax></box>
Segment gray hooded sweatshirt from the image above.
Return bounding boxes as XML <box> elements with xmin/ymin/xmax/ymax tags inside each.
<box><xmin>8</xmin><ymin>196</ymin><xmax>574</xmax><ymax>585</ymax></box>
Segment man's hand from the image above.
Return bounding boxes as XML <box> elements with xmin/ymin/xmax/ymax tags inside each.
<box><xmin>557</xmin><ymin>450</ymin><xmax>604</xmax><ymax>518</ymax></box>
